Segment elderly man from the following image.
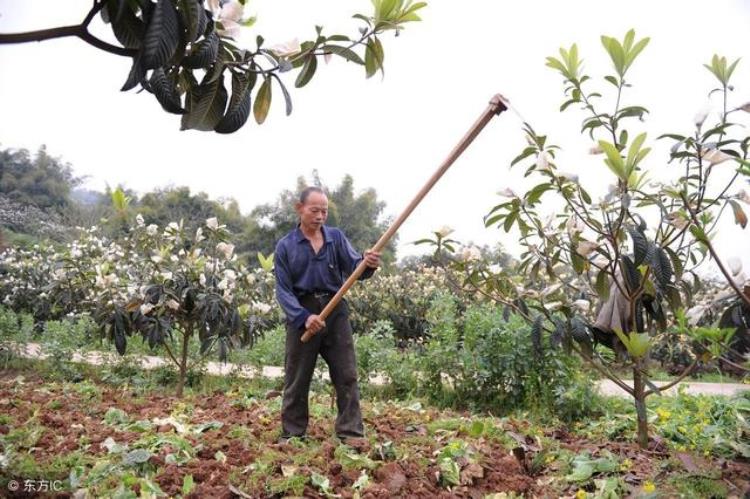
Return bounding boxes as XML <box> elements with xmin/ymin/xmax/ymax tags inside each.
<box><xmin>274</xmin><ymin>186</ymin><xmax>381</xmax><ymax>441</ymax></box>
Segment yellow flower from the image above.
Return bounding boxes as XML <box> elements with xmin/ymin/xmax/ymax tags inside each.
<box><xmin>656</xmin><ymin>408</ymin><xmax>671</xmax><ymax>421</ymax></box>
<box><xmin>642</xmin><ymin>481</ymin><xmax>656</xmax><ymax>493</ymax></box>
<box><xmin>576</xmin><ymin>490</ymin><xmax>588</xmax><ymax>499</ymax></box>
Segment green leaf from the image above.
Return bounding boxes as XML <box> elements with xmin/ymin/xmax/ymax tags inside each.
<box><xmin>601</xmin><ymin>35</ymin><xmax>625</xmax><ymax>77</ymax></box>
<box><xmin>598</xmin><ymin>140</ymin><xmax>626</xmax><ymax>179</ymax></box>
<box><xmin>123</xmin><ymin>448</ymin><xmax>152</xmax><ymax>465</ymax></box>
<box><xmin>257</xmin><ymin>251</ymin><xmax>274</xmax><ymax>272</ymax></box>
<box><xmin>627</xmin><ymin>332</ymin><xmax>651</xmax><ymax>358</ymax></box>
<box><xmin>321</xmin><ymin>44</ymin><xmax>365</xmax><ymax>65</ymax></box>
<box><xmin>511</xmin><ymin>147</ymin><xmax>537</xmax><ymax>167</ymax></box>
<box><xmin>179</xmin><ymin>0</ymin><xmax>205</xmax><ymax>43</ymax></box>
<box><xmin>468</xmin><ymin>420</ymin><xmax>485</xmax><ymax>438</ymax></box>
<box><xmin>111</xmin><ymin>4</ymin><xmax>145</xmax><ymax>49</ymax></box>
<box><xmin>295</xmin><ymin>54</ymin><xmax>318</xmax><ymax>88</ymax></box>
<box><xmin>365</xmin><ymin>37</ymin><xmax>384</xmax><ymax>78</ymax></box>
<box><xmin>545</xmin><ymin>56</ymin><xmax>567</xmax><ymax>75</ymax></box>
<box><xmin>628</xmin><ymin>227</ymin><xmax>649</xmax><ymax>266</ymax></box>
<box><xmin>690</xmin><ymin>225</ymin><xmax>708</xmax><ymax>244</ymax></box>
<box><xmin>566</xmin><ymin>461</ymin><xmax>595</xmax><ymax>482</ymax></box>
<box><xmin>149</xmin><ymin>68</ymin><xmax>185</xmax><ymax>114</ymax></box>
<box><xmin>271</xmin><ymin>74</ymin><xmax>293</xmax><ymax>116</ymax></box>
<box><xmin>625</xmin><ymin>36</ymin><xmax>649</xmax><ymax>71</ymax></box>
<box><xmin>182</xmin><ymin>475</ymin><xmax>195</xmax><ymax>496</ymax></box>
<box><xmin>215</xmin><ymin>71</ymin><xmax>256</xmax><ymax>134</ymax></box>
<box><xmin>142</xmin><ymin>0</ymin><xmax>180</xmax><ymax>69</ymax></box>
<box><xmin>439</xmin><ymin>458</ymin><xmax>461</xmax><ymax>486</ymax></box>
<box><xmin>181</xmin><ymin>73</ymin><xmax>228</xmax><ymax>131</ymax></box>
<box><xmin>253</xmin><ymin>77</ymin><xmax>272</xmax><ymax>124</ymax></box>
<box><xmin>650</xmin><ymin>245</ymin><xmax>674</xmax><ymax>288</ymax></box>
<box><xmin>620</xmin><ymin>255</ymin><xmax>640</xmax><ymax>292</ymax></box>
<box><xmin>595</xmin><ymin>268</ymin><xmax>610</xmax><ymax>300</ymax></box>
<box><xmin>183</xmin><ymin>31</ymin><xmax>219</xmax><ymax>69</ymax></box>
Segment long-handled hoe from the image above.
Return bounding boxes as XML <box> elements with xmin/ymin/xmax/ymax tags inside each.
<box><xmin>301</xmin><ymin>94</ymin><xmax>509</xmax><ymax>343</ymax></box>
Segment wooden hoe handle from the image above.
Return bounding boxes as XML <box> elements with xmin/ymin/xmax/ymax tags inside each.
<box><xmin>300</xmin><ymin>94</ymin><xmax>508</xmax><ymax>343</ymax></box>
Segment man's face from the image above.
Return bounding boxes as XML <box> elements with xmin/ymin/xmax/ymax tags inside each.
<box><xmin>296</xmin><ymin>192</ymin><xmax>328</xmax><ymax>232</ymax></box>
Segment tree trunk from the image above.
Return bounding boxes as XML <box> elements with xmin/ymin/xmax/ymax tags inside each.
<box><xmin>632</xmin><ymin>362</ymin><xmax>649</xmax><ymax>448</ymax></box>
<box><xmin>176</xmin><ymin>327</ymin><xmax>191</xmax><ymax>398</ymax></box>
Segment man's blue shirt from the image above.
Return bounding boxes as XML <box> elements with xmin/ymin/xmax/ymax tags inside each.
<box><xmin>274</xmin><ymin>225</ymin><xmax>374</xmax><ymax>331</ymax></box>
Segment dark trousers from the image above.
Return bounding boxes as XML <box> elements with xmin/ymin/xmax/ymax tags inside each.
<box><xmin>281</xmin><ymin>295</ymin><xmax>364</xmax><ymax>438</ymax></box>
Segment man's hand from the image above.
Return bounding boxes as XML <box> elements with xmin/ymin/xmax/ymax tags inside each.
<box><xmin>363</xmin><ymin>250</ymin><xmax>381</xmax><ymax>269</ymax></box>
<box><xmin>305</xmin><ymin>314</ymin><xmax>326</xmax><ymax>334</ymax></box>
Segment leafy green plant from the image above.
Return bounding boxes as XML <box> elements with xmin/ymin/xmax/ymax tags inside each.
<box><xmin>427</xmin><ymin>29</ymin><xmax>750</xmax><ymax>448</ymax></box>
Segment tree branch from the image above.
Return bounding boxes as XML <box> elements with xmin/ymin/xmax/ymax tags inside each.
<box><xmin>0</xmin><ymin>1</ymin><xmax>136</xmax><ymax>58</ymax></box>
<box><xmin>645</xmin><ymin>357</ymin><xmax>698</xmax><ymax>397</ymax></box>
<box><xmin>681</xmin><ymin>192</ymin><xmax>750</xmax><ymax>308</ymax></box>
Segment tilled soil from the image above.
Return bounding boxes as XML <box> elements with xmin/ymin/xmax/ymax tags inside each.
<box><xmin>0</xmin><ymin>370</ymin><xmax>748</xmax><ymax>498</ymax></box>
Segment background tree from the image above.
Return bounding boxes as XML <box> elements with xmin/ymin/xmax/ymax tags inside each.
<box><xmin>0</xmin><ymin>0</ymin><xmax>425</xmax><ymax>134</ymax></box>
<box><xmin>242</xmin><ymin>171</ymin><xmax>397</xmax><ymax>265</ymax></box>
<box><xmin>0</xmin><ymin>145</ymin><xmax>81</xmax><ymax>211</ymax></box>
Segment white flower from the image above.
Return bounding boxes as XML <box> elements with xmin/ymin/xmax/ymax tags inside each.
<box><xmin>208</xmin><ymin>0</ymin><xmax>244</xmax><ymax>39</ymax></box>
<box><xmin>216</xmin><ymin>242</ymin><xmax>235</xmax><ymax>260</ymax></box>
<box><xmin>71</xmin><ymin>248</ymin><xmax>82</xmax><ymax>259</ymax></box>
<box><xmin>199</xmin><ymin>273</ymin><xmax>207</xmax><ymax>286</ymax></box>
<box><xmin>165</xmin><ymin>299</ymin><xmax>180</xmax><ymax>311</ymax></box>
<box><xmin>136</xmin><ymin>214</ymin><xmax>145</xmax><ymax>226</ymax></box>
<box><xmin>195</xmin><ymin>227</ymin><xmax>205</xmax><ymax>242</ymax></box>
<box><xmin>497</xmin><ymin>187</ymin><xmax>517</xmax><ymax>198</ymax></box>
<box><xmin>206</xmin><ymin>217</ymin><xmax>219</xmax><ymax>230</ymax></box>
<box><xmin>170</xmin><ymin>255</ymin><xmax>179</xmax><ymax>262</ymax></box>
<box><xmin>167</xmin><ymin>222</ymin><xmax>180</xmax><ymax>232</ymax></box>
<box><xmin>701</xmin><ymin>148</ymin><xmax>733</xmax><ymax>166</ymax></box>
<box><xmin>435</xmin><ymin>226</ymin><xmax>454</xmax><ymax>238</ymax></box>
<box><xmin>738</xmin><ymin>190</ymin><xmax>750</xmax><ymax>205</ymax></box>
<box><xmin>694</xmin><ymin>106</ymin><xmax>710</xmax><ymax>127</ymax></box>
<box><xmin>150</xmin><ymin>255</ymin><xmax>163</xmax><ymax>264</ymax></box>
<box><xmin>217</xmin><ymin>278</ymin><xmax>228</xmax><ymax>290</ymax></box>
<box><xmin>459</xmin><ymin>246</ymin><xmax>481</xmax><ymax>262</ymax></box>
<box><xmin>735</xmin><ymin>101</ymin><xmax>750</xmax><ymax>113</ymax></box>
<box><xmin>223</xmin><ymin>269</ymin><xmax>237</xmax><ymax>282</ymax></box>
<box><xmin>576</xmin><ymin>240</ymin><xmax>598</xmax><ymax>258</ymax></box>
<box><xmin>573</xmin><ymin>299</ymin><xmax>591</xmax><ymax>312</ymax></box>
<box><xmin>140</xmin><ymin>303</ymin><xmax>155</xmax><ymax>315</ymax></box>
<box><xmin>269</xmin><ymin>38</ymin><xmax>301</xmax><ymax>58</ymax></box>
<box><xmin>536</xmin><ymin>151</ymin><xmax>551</xmax><ymax>171</ymax></box>
<box><xmin>589</xmin><ymin>145</ymin><xmax>604</xmax><ymax>155</ymax></box>
<box><xmin>146</xmin><ymin>224</ymin><xmax>158</xmax><ymax>236</ymax></box>
<box><xmin>566</xmin><ymin>216</ymin><xmax>584</xmax><ymax>235</ymax></box>
<box><xmin>160</xmin><ymin>271</ymin><xmax>173</xmax><ymax>280</ymax></box>
<box><xmin>251</xmin><ymin>301</ymin><xmax>272</xmax><ymax>314</ymax></box>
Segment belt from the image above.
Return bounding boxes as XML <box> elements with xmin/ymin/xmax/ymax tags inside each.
<box><xmin>300</xmin><ymin>290</ymin><xmax>335</xmax><ymax>300</ymax></box>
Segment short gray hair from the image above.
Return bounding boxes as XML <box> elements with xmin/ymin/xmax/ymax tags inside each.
<box><xmin>299</xmin><ymin>186</ymin><xmax>325</xmax><ymax>204</ymax></box>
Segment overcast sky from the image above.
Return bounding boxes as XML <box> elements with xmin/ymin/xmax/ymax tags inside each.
<box><xmin>1</xmin><ymin>0</ymin><xmax>749</xmax><ymax>272</ymax></box>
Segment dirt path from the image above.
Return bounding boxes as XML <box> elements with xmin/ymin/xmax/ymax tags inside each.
<box><xmin>7</xmin><ymin>342</ymin><xmax>749</xmax><ymax>398</ymax></box>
